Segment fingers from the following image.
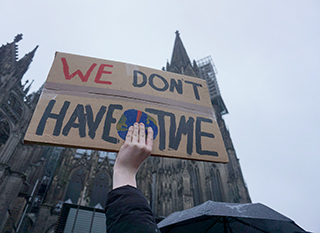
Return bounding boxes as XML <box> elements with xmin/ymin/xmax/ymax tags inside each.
<box><xmin>126</xmin><ymin>125</ymin><xmax>133</xmax><ymax>143</ymax></box>
<box><xmin>146</xmin><ymin>126</ymin><xmax>153</xmax><ymax>151</ymax></box>
<box><xmin>126</xmin><ymin>123</ymin><xmax>153</xmax><ymax>150</ymax></box>
<box><xmin>139</xmin><ymin>123</ymin><xmax>145</xmax><ymax>143</ymax></box>
<box><xmin>132</xmin><ymin>123</ymin><xmax>139</xmax><ymax>143</ymax></box>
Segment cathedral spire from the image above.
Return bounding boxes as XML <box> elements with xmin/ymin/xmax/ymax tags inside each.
<box><xmin>15</xmin><ymin>45</ymin><xmax>38</xmax><ymax>80</ymax></box>
<box><xmin>167</xmin><ymin>31</ymin><xmax>197</xmax><ymax>77</ymax></box>
<box><xmin>170</xmin><ymin>31</ymin><xmax>191</xmax><ymax>71</ymax></box>
<box><xmin>19</xmin><ymin>45</ymin><xmax>38</xmax><ymax>69</ymax></box>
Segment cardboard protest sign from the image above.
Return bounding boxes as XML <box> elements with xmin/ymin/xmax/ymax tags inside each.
<box><xmin>24</xmin><ymin>52</ymin><xmax>229</xmax><ymax>163</ymax></box>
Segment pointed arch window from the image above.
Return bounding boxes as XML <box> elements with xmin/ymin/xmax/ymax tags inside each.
<box><xmin>90</xmin><ymin>171</ymin><xmax>109</xmax><ymax>207</ymax></box>
<box><xmin>0</xmin><ymin>113</ymin><xmax>10</xmax><ymax>148</ymax></box>
<box><xmin>171</xmin><ymin>180</ymin><xmax>179</xmax><ymax>211</ymax></box>
<box><xmin>64</xmin><ymin>168</ymin><xmax>86</xmax><ymax>204</ymax></box>
<box><xmin>211</xmin><ymin>169</ymin><xmax>223</xmax><ymax>202</ymax></box>
<box><xmin>191</xmin><ymin>166</ymin><xmax>202</xmax><ymax>206</ymax></box>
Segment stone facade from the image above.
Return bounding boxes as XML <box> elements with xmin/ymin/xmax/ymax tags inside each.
<box><xmin>146</xmin><ymin>32</ymin><xmax>251</xmax><ymax>217</ymax></box>
<box><xmin>0</xmin><ymin>33</ymin><xmax>251</xmax><ymax>232</ymax></box>
<box><xmin>0</xmin><ymin>34</ymin><xmax>49</xmax><ymax>232</ymax></box>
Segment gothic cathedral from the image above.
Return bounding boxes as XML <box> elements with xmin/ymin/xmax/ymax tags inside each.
<box><xmin>0</xmin><ymin>32</ymin><xmax>250</xmax><ymax>232</ymax></box>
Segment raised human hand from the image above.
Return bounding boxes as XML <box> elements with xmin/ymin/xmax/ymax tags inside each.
<box><xmin>113</xmin><ymin>122</ymin><xmax>153</xmax><ymax>189</ymax></box>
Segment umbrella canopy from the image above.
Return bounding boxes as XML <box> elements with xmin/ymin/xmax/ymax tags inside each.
<box><xmin>158</xmin><ymin>201</ymin><xmax>306</xmax><ymax>233</ymax></box>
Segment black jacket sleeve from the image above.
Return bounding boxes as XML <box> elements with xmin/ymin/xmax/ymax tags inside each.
<box><xmin>105</xmin><ymin>185</ymin><xmax>160</xmax><ymax>233</ymax></box>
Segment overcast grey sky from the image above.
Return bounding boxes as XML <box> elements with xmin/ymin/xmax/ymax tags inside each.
<box><xmin>2</xmin><ymin>1</ymin><xmax>320</xmax><ymax>231</ymax></box>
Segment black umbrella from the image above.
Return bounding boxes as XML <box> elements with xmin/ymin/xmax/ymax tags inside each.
<box><xmin>158</xmin><ymin>201</ymin><xmax>306</xmax><ymax>233</ymax></box>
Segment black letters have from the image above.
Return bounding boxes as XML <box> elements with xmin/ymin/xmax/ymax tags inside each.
<box><xmin>62</xmin><ymin>104</ymin><xmax>86</xmax><ymax>137</ymax></box>
<box><xmin>102</xmin><ymin>104</ymin><xmax>123</xmax><ymax>143</ymax></box>
<box><xmin>36</xmin><ymin>100</ymin><xmax>70</xmax><ymax>136</ymax></box>
<box><xmin>195</xmin><ymin>117</ymin><xmax>218</xmax><ymax>156</ymax></box>
<box><xmin>85</xmin><ymin>105</ymin><xmax>107</xmax><ymax>139</ymax></box>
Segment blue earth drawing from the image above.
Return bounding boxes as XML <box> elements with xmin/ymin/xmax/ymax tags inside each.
<box><xmin>116</xmin><ymin>109</ymin><xmax>158</xmax><ymax>140</ymax></box>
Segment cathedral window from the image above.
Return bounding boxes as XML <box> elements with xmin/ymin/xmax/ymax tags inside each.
<box><xmin>0</xmin><ymin>113</ymin><xmax>10</xmax><ymax>148</ymax></box>
<box><xmin>191</xmin><ymin>166</ymin><xmax>202</xmax><ymax>206</ymax></box>
<box><xmin>64</xmin><ymin>167</ymin><xmax>86</xmax><ymax>204</ymax></box>
<box><xmin>90</xmin><ymin>171</ymin><xmax>109</xmax><ymax>207</ymax></box>
<box><xmin>211</xmin><ymin>169</ymin><xmax>223</xmax><ymax>202</ymax></box>
<box><xmin>7</xmin><ymin>94</ymin><xmax>23</xmax><ymax>117</ymax></box>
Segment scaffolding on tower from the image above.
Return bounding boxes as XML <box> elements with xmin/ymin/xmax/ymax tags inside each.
<box><xmin>197</xmin><ymin>56</ymin><xmax>228</xmax><ymax>115</ymax></box>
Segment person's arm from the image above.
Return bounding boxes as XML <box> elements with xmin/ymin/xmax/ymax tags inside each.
<box><xmin>112</xmin><ymin>122</ymin><xmax>153</xmax><ymax>189</ymax></box>
<box><xmin>105</xmin><ymin>123</ymin><xmax>160</xmax><ymax>233</ymax></box>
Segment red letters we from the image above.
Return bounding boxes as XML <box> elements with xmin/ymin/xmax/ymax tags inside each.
<box><xmin>61</xmin><ymin>57</ymin><xmax>112</xmax><ymax>85</ymax></box>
